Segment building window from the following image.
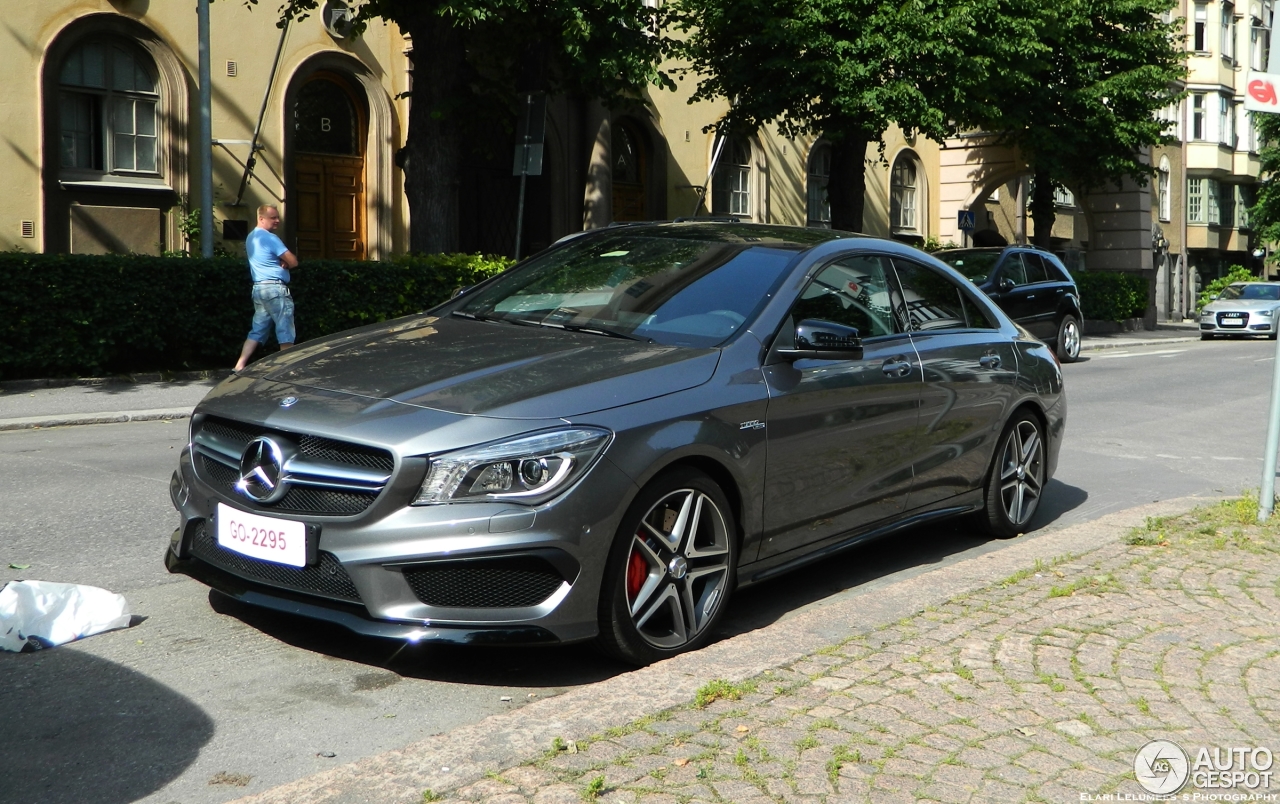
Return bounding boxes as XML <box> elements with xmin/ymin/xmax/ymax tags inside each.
<box><xmin>1157</xmin><ymin>157</ymin><xmax>1171</xmax><ymax>222</ymax></box>
<box><xmin>1188</xmin><ymin>177</ymin><xmax>1205</xmax><ymax>223</ymax></box>
<box><xmin>1053</xmin><ymin>185</ymin><xmax>1075</xmax><ymax>207</ymax></box>
<box><xmin>1192</xmin><ymin>93</ymin><xmax>1207</xmax><ymax>140</ymax></box>
<box><xmin>1221</xmin><ymin>94</ymin><xmax>1236</xmax><ymax>147</ymax></box>
<box><xmin>1252</xmin><ymin>2</ymin><xmax>1272</xmax><ymax>70</ymax></box>
<box><xmin>1238</xmin><ymin>185</ymin><xmax>1255</xmax><ymax>229</ymax></box>
<box><xmin>890</xmin><ymin>153</ymin><xmax>918</xmax><ymax>232</ymax></box>
<box><xmin>1195</xmin><ymin>3</ymin><xmax>1209</xmax><ymax>51</ymax></box>
<box><xmin>1223</xmin><ymin>3</ymin><xmax>1237</xmax><ymax>62</ymax></box>
<box><xmin>712</xmin><ymin>137</ymin><xmax>751</xmax><ymax>218</ymax></box>
<box><xmin>1208</xmin><ymin>179</ymin><xmax>1222</xmax><ymax>225</ymax></box>
<box><xmin>60</xmin><ymin>40</ymin><xmax>160</xmax><ymax>174</ymax></box>
<box><xmin>806</xmin><ymin>144</ymin><xmax>831</xmax><ymax>228</ymax></box>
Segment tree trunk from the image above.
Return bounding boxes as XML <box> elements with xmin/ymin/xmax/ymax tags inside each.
<box><xmin>826</xmin><ymin>136</ymin><xmax>868</xmax><ymax>233</ymax></box>
<box><xmin>401</xmin><ymin>9</ymin><xmax>466</xmax><ymax>254</ymax></box>
<box><xmin>1030</xmin><ymin>167</ymin><xmax>1056</xmax><ymax>248</ymax></box>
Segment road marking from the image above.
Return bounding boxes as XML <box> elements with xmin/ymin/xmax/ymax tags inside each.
<box><xmin>1210</xmin><ymin>456</ymin><xmax>1245</xmax><ymax>461</ymax></box>
<box><xmin>1093</xmin><ymin>349</ymin><xmax>1187</xmax><ymax>360</ymax></box>
<box><xmin>1155</xmin><ymin>454</ymin><xmax>1182</xmax><ymax>459</ymax></box>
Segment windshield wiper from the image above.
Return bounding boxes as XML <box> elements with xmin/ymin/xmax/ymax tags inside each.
<box><xmin>515</xmin><ymin>319</ymin><xmax>649</xmax><ymax>342</ymax></box>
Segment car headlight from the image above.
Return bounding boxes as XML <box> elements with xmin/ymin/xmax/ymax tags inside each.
<box><xmin>1262</xmin><ymin>309</ymin><xmax>1275</xmax><ymax>317</ymax></box>
<box><xmin>413</xmin><ymin>428</ymin><xmax>612</xmax><ymax>505</ymax></box>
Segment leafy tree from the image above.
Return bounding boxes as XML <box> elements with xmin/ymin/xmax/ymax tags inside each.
<box><xmin>249</xmin><ymin>0</ymin><xmax>670</xmax><ymax>253</ymax></box>
<box><xmin>976</xmin><ymin>0</ymin><xmax>1184</xmax><ymax>246</ymax></box>
<box><xmin>668</xmin><ymin>0</ymin><xmax>1035</xmax><ymax>232</ymax></box>
<box><xmin>1249</xmin><ymin>113</ymin><xmax>1280</xmax><ymax>252</ymax></box>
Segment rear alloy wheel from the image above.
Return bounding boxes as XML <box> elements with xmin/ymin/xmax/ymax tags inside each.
<box><xmin>1055</xmin><ymin>315</ymin><xmax>1081</xmax><ymax>363</ymax></box>
<box><xmin>980</xmin><ymin>412</ymin><xmax>1045</xmax><ymax>538</ymax></box>
<box><xmin>597</xmin><ymin>469</ymin><xmax>736</xmax><ymax>665</ymax></box>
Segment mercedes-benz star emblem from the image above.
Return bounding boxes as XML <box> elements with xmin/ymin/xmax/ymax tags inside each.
<box><xmin>235</xmin><ymin>436</ymin><xmax>289</xmax><ymax>503</ymax></box>
<box><xmin>279</xmin><ymin>396</ymin><xmax>298</xmax><ymax>408</ymax></box>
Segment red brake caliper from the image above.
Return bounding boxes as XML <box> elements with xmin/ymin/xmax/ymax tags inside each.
<box><xmin>626</xmin><ymin>538</ymin><xmax>648</xmax><ymax>602</ymax></box>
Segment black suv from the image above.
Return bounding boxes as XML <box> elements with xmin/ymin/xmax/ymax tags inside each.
<box><xmin>934</xmin><ymin>246</ymin><xmax>1082</xmax><ymax>362</ymax></box>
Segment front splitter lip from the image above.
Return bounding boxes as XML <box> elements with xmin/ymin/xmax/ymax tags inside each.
<box><xmin>164</xmin><ymin>548</ymin><xmax>560</xmax><ymax>646</ymax></box>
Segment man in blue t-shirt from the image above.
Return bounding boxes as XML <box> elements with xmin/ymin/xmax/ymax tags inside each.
<box><xmin>234</xmin><ymin>204</ymin><xmax>300</xmax><ymax>371</ymax></box>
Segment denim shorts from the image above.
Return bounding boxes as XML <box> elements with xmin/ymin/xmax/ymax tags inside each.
<box><xmin>247</xmin><ymin>283</ymin><xmax>295</xmax><ymax>344</ymax></box>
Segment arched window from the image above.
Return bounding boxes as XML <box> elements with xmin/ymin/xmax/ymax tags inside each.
<box><xmin>807</xmin><ymin>143</ymin><xmax>831</xmax><ymax>228</ymax></box>
<box><xmin>1158</xmin><ymin>156</ymin><xmax>1172</xmax><ymax>222</ymax></box>
<box><xmin>712</xmin><ymin>137</ymin><xmax>751</xmax><ymax>217</ymax></box>
<box><xmin>890</xmin><ymin>153</ymin><xmax>918</xmax><ymax>233</ymax></box>
<box><xmin>59</xmin><ymin>40</ymin><xmax>160</xmax><ymax>174</ymax></box>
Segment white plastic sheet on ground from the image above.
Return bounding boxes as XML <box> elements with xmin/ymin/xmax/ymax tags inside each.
<box><xmin>0</xmin><ymin>580</ymin><xmax>131</xmax><ymax>652</ymax></box>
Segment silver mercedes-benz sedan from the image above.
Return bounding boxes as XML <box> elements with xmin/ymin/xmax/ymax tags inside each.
<box><xmin>165</xmin><ymin>222</ymin><xmax>1065</xmax><ymax>665</ymax></box>
<box><xmin>1199</xmin><ymin>281</ymin><xmax>1280</xmax><ymax>340</ymax></box>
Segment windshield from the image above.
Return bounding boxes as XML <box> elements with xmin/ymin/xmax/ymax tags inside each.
<box><xmin>934</xmin><ymin>250</ymin><xmax>1001</xmax><ymax>282</ymax></box>
<box><xmin>442</xmin><ymin>232</ymin><xmax>801</xmax><ymax>348</ymax></box>
<box><xmin>1220</xmin><ymin>284</ymin><xmax>1280</xmax><ymax>301</ymax></box>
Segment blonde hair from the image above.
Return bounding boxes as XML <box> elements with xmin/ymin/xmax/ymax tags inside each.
<box><xmin>257</xmin><ymin>204</ymin><xmax>279</xmax><ymax>220</ymax></box>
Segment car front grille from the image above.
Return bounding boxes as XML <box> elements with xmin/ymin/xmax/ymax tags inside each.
<box><xmin>401</xmin><ymin>556</ymin><xmax>565</xmax><ymax>608</ymax></box>
<box><xmin>191</xmin><ymin>522</ymin><xmax>362</xmax><ymax>603</ymax></box>
<box><xmin>193</xmin><ymin>416</ymin><xmax>392</xmax><ymax>517</ymax></box>
<box><xmin>1217</xmin><ymin>312</ymin><xmax>1249</xmax><ymax>327</ymax></box>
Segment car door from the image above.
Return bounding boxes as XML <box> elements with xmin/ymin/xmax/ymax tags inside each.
<box><xmin>759</xmin><ymin>253</ymin><xmax>922</xmax><ymax>559</ymax></box>
<box><xmin>1017</xmin><ymin>252</ymin><xmax>1061</xmax><ymax>339</ymax></box>
<box><xmin>890</xmin><ymin>257</ymin><xmax>1019</xmax><ymax>509</ymax></box>
<box><xmin>988</xmin><ymin>252</ymin><xmax>1041</xmax><ymax>332</ymax></box>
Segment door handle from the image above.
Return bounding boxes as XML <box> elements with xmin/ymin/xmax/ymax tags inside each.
<box><xmin>882</xmin><ymin>358</ymin><xmax>912</xmax><ymax>378</ymax></box>
<box><xmin>979</xmin><ymin>354</ymin><xmax>1002</xmax><ymax>370</ymax></box>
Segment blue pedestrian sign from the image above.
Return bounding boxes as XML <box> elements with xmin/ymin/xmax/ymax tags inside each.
<box><xmin>957</xmin><ymin>209</ymin><xmax>976</xmax><ymax>231</ymax></box>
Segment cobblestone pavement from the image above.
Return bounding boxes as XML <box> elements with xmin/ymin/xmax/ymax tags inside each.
<box><xmin>432</xmin><ymin>505</ymin><xmax>1280</xmax><ymax>804</ymax></box>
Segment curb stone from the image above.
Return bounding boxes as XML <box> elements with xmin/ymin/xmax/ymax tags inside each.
<box><xmin>0</xmin><ymin>408</ymin><xmax>194</xmax><ymax>431</ymax></box>
<box><xmin>228</xmin><ymin>496</ymin><xmax>1220</xmax><ymax>804</ymax></box>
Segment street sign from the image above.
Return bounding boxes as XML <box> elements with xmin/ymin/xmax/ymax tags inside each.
<box><xmin>957</xmin><ymin>209</ymin><xmax>976</xmax><ymax>231</ymax></box>
<box><xmin>1246</xmin><ymin>72</ymin><xmax>1280</xmax><ymax>114</ymax></box>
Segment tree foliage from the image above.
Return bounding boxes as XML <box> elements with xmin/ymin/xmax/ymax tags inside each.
<box><xmin>972</xmin><ymin>0</ymin><xmax>1184</xmax><ymax>245</ymax></box>
<box><xmin>1249</xmin><ymin>113</ymin><xmax>1280</xmax><ymax>251</ymax></box>
<box><xmin>245</xmin><ymin>0</ymin><xmax>671</xmax><ymax>253</ymax></box>
<box><xmin>669</xmin><ymin>0</ymin><xmax>997</xmax><ymax>231</ymax></box>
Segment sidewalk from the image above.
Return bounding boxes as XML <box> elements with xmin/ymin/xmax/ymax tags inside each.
<box><xmin>227</xmin><ymin>496</ymin><xmax>1280</xmax><ymax>804</ymax></box>
<box><xmin>0</xmin><ymin>324</ymin><xmax>1202</xmax><ymax>433</ymax></box>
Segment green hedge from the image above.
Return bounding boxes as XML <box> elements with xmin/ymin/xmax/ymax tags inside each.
<box><xmin>0</xmin><ymin>252</ymin><xmax>511</xmax><ymax>380</ymax></box>
<box><xmin>1074</xmin><ymin>270</ymin><xmax>1148</xmax><ymax>323</ymax></box>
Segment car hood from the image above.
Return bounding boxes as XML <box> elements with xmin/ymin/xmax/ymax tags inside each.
<box><xmin>1204</xmin><ymin>299</ymin><xmax>1280</xmax><ymax>314</ymax></box>
<box><xmin>236</xmin><ymin>314</ymin><xmax>721</xmax><ymax>419</ymax></box>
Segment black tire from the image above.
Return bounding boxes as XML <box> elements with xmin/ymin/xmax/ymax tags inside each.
<box><xmin>978</xmin><ymin>411</ymin><xmax>1046</xmax><ymax>539</ymax></box>
<box><xmin>1201</xmin><ymin>332</ymin><xmax>1215</xmax><ymax>341</ymax></box>
<box><xmin>1269</xmin><ymin>332</ymin><xmax>1278</xmax><ymax>341</ymax></box>
<box><xmin>1055</xmin><ymin>314</ymin><xmax>1081</xmax><ymax>363</ymax></box>
<box><xmin>596</xmin><ymin>468</ymin><xmax>738</xmax><ymax>666</ymax></box>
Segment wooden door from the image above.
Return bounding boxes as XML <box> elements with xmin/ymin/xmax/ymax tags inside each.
<box><xmin>294</xmin><ymin>154</ymin><xmax>365</xmax><ymax>261</ymax></box>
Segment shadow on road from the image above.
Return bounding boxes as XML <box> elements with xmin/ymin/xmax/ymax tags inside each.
<box><xmin>204</xmin><ymin>480</ymin><xmax>1091</xmax><ymax>685</ymax></box>
<box><xmin>0</xmin><ymin>647</ymin><xmax>213</xmax><ymax>804</ymax></box>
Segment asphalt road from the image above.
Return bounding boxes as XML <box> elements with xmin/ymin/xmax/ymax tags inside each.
<box><xmin>0</xmin><ymin>337</ymin><xmax>1271</xmax><ymax>804</ymax></box>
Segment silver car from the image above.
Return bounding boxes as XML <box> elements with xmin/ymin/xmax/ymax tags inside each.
<box><xmin>1200</xmin><ymin>282</ymin><xmax>1280</xmax><ymax>340</ymax></box>
<box><xmin>165</xmin><ymin>223</ymin><xmax>1066</xmax><ymax>665</ymax></box>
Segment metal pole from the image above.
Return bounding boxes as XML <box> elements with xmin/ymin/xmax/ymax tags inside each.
<box><xmin>1259</xmin><ymin>331</ymin><xmax>1280</xmax><ymax>521</ymax></box>
<box><xmin>197</xmin><ymin>0</ymin><xmax>214</xmax><ymax>257</ymax></box>
<box><xmin>514</xmin><ymin>95</ymin><xmax>531</xmax><ymax>261</ymax></box>
<box><xmin>234</xmin><ymin>19</ymin><xmax>290</xmax><ymax>207</ymax></box>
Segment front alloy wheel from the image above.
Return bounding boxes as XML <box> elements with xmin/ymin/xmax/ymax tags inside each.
<box><xmin>980</xmin><ymin>412</ymin><xmax>1045</xmax><ymax>538</ymax></box>
<box><xmin>598</xmin><ymin>470</ymin><xmax>736</xmax><ymax>664</ymax></box>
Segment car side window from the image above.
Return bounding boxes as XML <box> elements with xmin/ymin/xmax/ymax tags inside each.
<box><xmin>999</xmin><ymin>254</ymin><xmax>1029</xmax><ymax>287</ymax></box>
<box><xmin>1043</xmin><ymin>257</ymin><xmax>1071</xmax><ymax>282</ymax></box>
<box><xmin>890</xmin><ymin>258</ymin><xmax>971</xmax><ymax>331</ymax></box>
<box><xmin>787</xmin><ymin>255</ymin><xmax>898</xmax><ymax>339</ymax></box>
<box><xmin>1022</xmin><ymin>253</ymin><xmax>1049</xmax><ymax>284</ymax></box>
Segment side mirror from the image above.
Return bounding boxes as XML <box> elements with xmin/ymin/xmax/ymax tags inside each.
<box><xmin>996</xmin><ymin>277</ymin><xmax>1015</xmax><ymax>293</ymax></box>
<box><xmin>1209</xmin><ymin>293</ymin><xmax>1219</xmax><ymax>301</ymax></box>
<box><xmin>776</xmin><ymin>319</ymin><xmax>864</xmax><ymax>361</ymax></box>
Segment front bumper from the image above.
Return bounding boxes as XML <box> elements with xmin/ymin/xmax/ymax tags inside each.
<box><xmin>1200</xmin><ymin>310</ymin><xmax>1274</xmax><ymax>335</ymax></box>
<box><xmin>167</xmin><ymin>441</ymin><xmax>639</xmax><ymax>645</ymax></box>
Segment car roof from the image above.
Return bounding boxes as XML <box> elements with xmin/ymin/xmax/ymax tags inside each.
<box><xmin>561</xmin><ymin>221</ymin><xmax>859</xmax><ymax>250</ymax></box>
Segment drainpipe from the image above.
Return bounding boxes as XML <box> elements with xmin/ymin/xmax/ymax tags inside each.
<box><xmin>197</xmin><ymin>0</ymin><xmax>213</xmax><ymax>257</ymax></box>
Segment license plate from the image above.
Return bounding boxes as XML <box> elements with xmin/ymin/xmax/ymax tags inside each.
<box><xmin>216</xmin><ymin>503</ymin><xmax>306</xmax><ymax>567</ymax></box>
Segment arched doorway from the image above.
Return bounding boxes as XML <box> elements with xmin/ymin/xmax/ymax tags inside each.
<box><xmin>611</xmin><ymin>120</ymin><xmax>648</xmax><ymax>222</ymax></box>
<box><xmin>292</xmin><ymin>72</ymin><xmax>366</xmax><ymax>260</ymax></box>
